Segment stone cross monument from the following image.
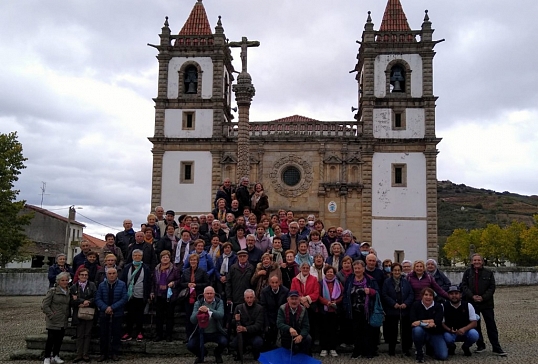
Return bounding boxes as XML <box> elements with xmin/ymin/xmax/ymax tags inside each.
<box><xmin>230</xmin><ymin>37</ymin><xmax>259</xmax><ymax>180</ymax></box>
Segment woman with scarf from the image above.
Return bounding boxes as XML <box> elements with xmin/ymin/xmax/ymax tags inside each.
<box><xmin>73</xmin><ymin>251</ymin><xmax>100</xmax><ymax>284</ymax></box>
<box><xmin>294</xmin><ymin>240</ymin><xmax>313</xmax><ymax>266</ymax></box>
<box><xmin>47</xmin><ymin>253</ymin><xmax>73</xmax><ymax>288</ymax></box>
<box><xmin>96</xmin><ymin>254</ymin><xmax>122</xmax><ymax>285</ymax></box>
<box><xmin>119</xmin><ymin>249</ymin><xmax>151</xmax><ymax>342</ymax></box>
<box><xmin>246</xmin><ymin>213</ymin><xmax>258</xmax><ymax>235</ymax></box>
<box><xmin>336</xmin><ymin>255</ymin><xmax>354</xmax><ymax>347</ymax></box>
<box><xmin>310</xmin><ymin>253</ymin><xmax>326</xmax><ymax>282</ymax></box>
<box><xmin>180</xmin><ymin>254</ymin><xmax>210</xmax><ymax>340</ymax></box>
<box><xmin>326</xmin><ymin>242</ymin><xmax>344</xmax><ymax>271</ymax></box>
<box><xmin>215</xmin><ymin>243</ymin><xmax>237</xmax><ymax>301</ymax></box>
<box><xmin>270</xmin><ymin>237</ymin><xmax>284</xmax><ymax>265</ymax></box>
<box><xmin>212</xmin><ymin>198</ymin><xmax>230</xmax><ymax>223</ymax></box>
<box><xmin>381</xmin><ymin>262</ymin><xmax>414</xmax><ymax>356</ymax></box>
<box><xmin>251</xmin><ymin>253</ymin><xmax>281</xmax><ymax>298</ymax></box>
<box><xmin>150</xmin><ymin>250</ymin><xmax>181</xmax><ymax>342</ymax></box>
<box><xmin>155</xmin><ymin>224</ymin><xmax>177</xmax><ymax>259</ymax></box>
<box><xmin>42</xmin><ymin>272</ymin><xmax>71</xmax><ymax>364</ymax></box>
<box><xmin>318</xmin><ymin>266</ymin><xmax>343</xmax><ymax>358</ymax></box>
<box><xmin>280</xmin><ymin>250</ymin><xmax>299</xmax><ymax>289</ymax></box>
<box><xmin>307</xmin><ymin>230</ymin><xmax>328</xmax><ymax>260</ymax></box>
<box><xmin>250</xmin><ymin>182</ymin><xmax>269</xmax><ymax>222</ymax></box>
<box><xmin>291</xmin><ymin>262</ymin><xmax>320</xmax><ymax>343</ymax></box>
<box><xmin>343</xmin><ymin>260</ymin><xmax>379</xmax><ymax>359</ymax></box>
<box><xmin>206</xmin><ymin>235</ymin><xmax>222</xmax><ymax>267</ymax></box>
<box><xmin>70</xmin><ymin>268</ymin><xmax>97</xmax><ymax>362</ymax></box>
<box><xmin>185</xmin><ymin>239</ymin><xmax>215</xmax><ymax>280</ymax></box>
<box><xmin>407</xmin><ymin>260</ymin><xmax>449</xmax><ymax>302</ymax></box>
<box><xmin>223</xmin><ymin>213</ymin><xmax>236</xmax><ymax>237</ymax></box>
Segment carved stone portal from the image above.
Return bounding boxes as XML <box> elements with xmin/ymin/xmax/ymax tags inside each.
<box><xmin>269</xmin><ymin>155</ymin><xmax>313</xmax><ymax>198</ymax></box>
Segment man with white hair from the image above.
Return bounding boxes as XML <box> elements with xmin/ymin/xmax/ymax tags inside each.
<box><xmin>230</xmin><ymin>289</ymin><xmax>265</xmax><ymax>360</ymax></box>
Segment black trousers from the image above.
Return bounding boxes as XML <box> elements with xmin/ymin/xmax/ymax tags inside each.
<box><xmin>99</xmin><ymin>315</ymin><xmax>122</xmax><ymax>357</ymax></box>
<box><xmin>474</xmin><ymin>306</ymin><xmax>502</xmax><ymax>351</ymax></box>
<box><xmin>44</xmin><ymin>328</ymin><xmax>65</xmax><ymax>357</ymax></box>
<box><xmin>383</xmin><ymin>314</ymin><xmax>411</xmax><ymax>352</ymax></box>
<box><xmin>351</xmin><ymin>311</ymin><xmax>373</xmax><ymax>357</ymax></box>
<box><xmin>155</xmin><ymin>297</ymin><xmax>176</xmax><ymax>339</ymax></box>
<box><xmin>264</xmin><ymin>324</ymin><xmax>278</xmax><ymax>350</ymax></box>
<box><xmin>124</xmin><ymin>297</ymin><xmax>145</xmax><ymax>335</ymax></box>
<box><xmin>320</xmin><ymin>312</ymin><xmax>339</xmax><ymax>350</ymax></box>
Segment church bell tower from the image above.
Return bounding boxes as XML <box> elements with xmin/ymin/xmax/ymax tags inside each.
<box><xmin>355</xmin><ymin>0</ymin><xmax>443</xmax><ymax>261</ymax></box>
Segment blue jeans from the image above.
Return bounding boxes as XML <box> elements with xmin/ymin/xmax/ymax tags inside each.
<box><xmin>443</xmin><ymin>329</ymin><xmax>479</xmax><ymax>348</ymax></box>
<box><xmin>412</xmin><ymin>327</ymin><xmax>448</xmax><ymax>360</ymax></box>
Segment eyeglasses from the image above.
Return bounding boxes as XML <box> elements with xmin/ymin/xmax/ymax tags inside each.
<box><xmin>328</xmin><ymin>230</ymin><xmax>336</xmax><ymax>233</ymax></box>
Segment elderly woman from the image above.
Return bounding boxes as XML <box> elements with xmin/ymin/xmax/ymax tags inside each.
<box><xmin>307</xmin><ymin>230</ymin><xmax>328</xmax><ymax>260</ymax></box>
<box><xmin>96</xmin><ymin>254</ymin><xmax>122</xmax><ymax>285</ymax></box>
<box><xmin>343</xmin><ymin>260</ymin><xmax>379</xmax><ymax>359</ymax></box>
<box><xmin>318</xmin><ymin>266</ymin><xmax>344</xmax><ymax>358</ymax></box>
<box><xmin>340</xmin><ymin>230</ymin><xmax>360</xmax><ymax>261</ymax></box>
<box><xmin>280</xmin><ymin>250</ymin><xmax>299</xmax><ymax>289</ymax></box>
<box><xmin>326</xmin><ymin>242</ymin><xmax>344</xmax><ymax>271</ymax></box>
<box><xmin>42</xmin><ymin>272</ymin><xmax>71</xmax><ymax>364</ymax></box>
<box><xmin>407</xmin><ymin>260</ymin><xmax>449</xmax><ymax>302</ymax></box>
<box><xmin>381</xmin><ymin>262</ymin><xmax>414</xmax><ymax>356</ymax></box>
<box><xmin>382</xmin><ymin>258</ymin><xmax>393</xmax><ymax>279</ymax></box>
<box><xmin>47</xmin><ymin>253</ymin><xmax>73</xmax><ymax>288</ymax></box>
<box><xmin>185</xmin><ymin>239</ymin><xmax>215</xmax><ymax>279</ymax></box>
<box><xmin>402</xmin><ymin>260</ymin><xmax>413</xmax><ymax>276</ymax></box>
<box><xmin>410</xmin><ymin>287</ymin><xmax>447</xmax><ymax>362</ymax></box>
<box><xmin>251</xmin><ymin>182</ymin><xmax>269</xmax><ymax>221</ymax></box>
<box><xmin>310</xmin><ymin>253</ymin><xmax>326</xmax><ymax>282</ymax></box>
<box><xmin>426</xmin><ymin>258</ymin><xmax>451</xmax><ymax>293</ymax></box>
<box><xmin>291</xmin><ymin>262</ymin><xmax>321</xmax><ymax>343</ymax></box>
<box><xmin>212</xmin><ymin>198</ymin><xmax>230</xmax><ymax>223</ymax></box>
<box><xmin>73</xmin><ymin>251</ymin><xmax>100</xmax><ymax>284</ymax></box>
<box><xmin>215</xmin><ymin>242</ymin><xmax>237</xmax><ymax>302</ymax></box>
<box><xmin>151</xmin><ymin>250</ymin><xmax>181</xmax><ymax>342</ymax></box>
<box><xmin>294</xmin><ymin>240</ymin><xmax>313</xmax><ymax>266</ymax></box>
<box><xmin>251</xmin><ymin>252</ymin><xmax>282</xmax><ymax>298</ymax></box>
<box><xmin>70</xmin><ymin>268</ymin><xmax>97</xmax><ymax>363</ymax></box>
<box><xmin>180</xmin><ymin>253</ymin><xmax>210</xmax><ymax>340</ymax></box>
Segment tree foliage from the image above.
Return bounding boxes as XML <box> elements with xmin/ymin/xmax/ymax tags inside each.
<box><xmin>0</xmin><ymin>132</ymin><xmax>33</xmax><ymax>268</ymax></box>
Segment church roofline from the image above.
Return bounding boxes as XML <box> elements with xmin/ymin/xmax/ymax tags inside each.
<box><xmin>379</xmin><ymin>0</ymin><xmax>412</xmax><ymax>32</ymax></box>
<box><xmin>178</xmin><ymin>0</ymin><xmax>212</xmax><ymax>37</ymax></box>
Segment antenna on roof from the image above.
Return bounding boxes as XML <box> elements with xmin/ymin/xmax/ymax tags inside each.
<box><xmin>39</xmin><ymin>181</ymin><xmax>49</xmax><ymax>208</ymax></box>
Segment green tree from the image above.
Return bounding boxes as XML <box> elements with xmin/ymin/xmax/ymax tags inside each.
<box><xmin>0</xmin><ymin>132</ymin><xmax>33</xmax><ymax>268</ymax></box>
<box><xmin>521</xmin><ymin>220</ymin><xmax>538</xmax><ymax>263</ymax></box>
<box><xmin>479</xmin><ymin>224</ymin><xmax>506</xmax><ymax>266</ymax></box>
<box><xmin>444</xmin><ymin>229</ymin><xmax>471</xmax><ymax>265</ymax></box>
<box><xmin>504</xmin><ymin>220</ymin><xmax>530</xmax><ymax>265</ymax></box>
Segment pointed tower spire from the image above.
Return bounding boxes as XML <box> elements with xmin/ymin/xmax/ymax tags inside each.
<box><xmin>379</xmin><ymin>0</ymin><xmax>412</xmax><ymax>32</ymax></box>
<box><xmin>178</xmin><ymin>0</ymin><xmax>212</xmax><ymax>36</ymax></box>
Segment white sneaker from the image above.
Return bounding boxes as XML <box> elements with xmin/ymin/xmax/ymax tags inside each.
<box><xmin>320</xmin><ymin>350</ymin><xmax>328</xmax><ymax>357</ymax></box>
<box><xmin>340</xmin><ymin>343</ymin><xmax>347</xmax><ymax>348</ymax></box>
<box><xmin>52</xmin><ymin>356</ymin><xmax>64</xmax><ymax>364</ymax></box>
<box><xmin>43</xmin><ymin>358</ymin><xmax>51</xmax><ymax>364</ymax></box>
<box><xmin>330</xmin><ymin>350</ymin><xmax>338</xmax><ymax>357</ymax></box>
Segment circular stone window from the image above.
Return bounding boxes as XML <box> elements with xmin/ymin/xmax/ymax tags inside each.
<box><xmin>282</xmin><ymin>166</ymin><xmax>301</xmax><ymax>187</ymax></box>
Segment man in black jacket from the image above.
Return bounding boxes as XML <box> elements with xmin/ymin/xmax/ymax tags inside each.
<box><xmin>125</xmin><ymin>231</ymin><xmax>157</xmax><ymax>270</ymax></box>
<box><xmin>115</xmin><ymin>219</ymin><xmax>135</xmax><ymax>258</ymax></box>
<box><xmin>235</xmin><ymin>177</ymin><xmax>251</xmax><ymax>213</ymax></box>
<box><xmin>260</xmin><ymin>275</ymin><xmax>289</xmax><ymax>350</ymax></box>
<box><xmin>226</xmin><ymin>251</ymin><xmax>255</xmax><ymax>308</ymax></box>
<box><xmin>460</xmin><ymin>254</ymin><xmax>507</xmax><ymax>356</ymax></box>
<box><xmin>230</xmin><ymin>289</ymin><xmax>265</xmax><ymax>360</ymax></box>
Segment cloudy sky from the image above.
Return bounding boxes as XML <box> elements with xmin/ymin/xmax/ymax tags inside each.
<box><xmin>2</xmin><ymin>0</ymin><xmax>537</xmax><ymax>238</ymax></box>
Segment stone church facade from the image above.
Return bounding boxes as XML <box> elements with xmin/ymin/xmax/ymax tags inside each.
<box><xmin>148</xmin><ymin>0</ymin><xmax>442</xmax><ymax>262</ymax></box>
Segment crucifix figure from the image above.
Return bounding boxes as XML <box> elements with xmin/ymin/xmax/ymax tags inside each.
<box><xmin>229</xmin><ymin>36</ymin><xmax>260</xmax><ymax>73</ymax></box>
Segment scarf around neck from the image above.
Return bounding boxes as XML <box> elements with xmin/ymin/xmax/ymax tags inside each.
<box><xmin>322</xmin><ymin>277</ymin><xmax>341</xmax><ymax>311</ymax></box>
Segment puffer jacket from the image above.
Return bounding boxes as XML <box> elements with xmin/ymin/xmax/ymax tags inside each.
<box><xmin>95</xmin><ymin>279</ymin><xmax>128</xmax><ymax>317</ymax></box>
<box><xmin>42</xmin><ymin>286</ymin><xmax>70</xmax><ymax>329</ymax></box>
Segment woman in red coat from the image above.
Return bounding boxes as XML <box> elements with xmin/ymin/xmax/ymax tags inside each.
<box><xmin>291</xmin><ymin>262</ymin><xmax>320</xmax><ymax>343</ymax></box>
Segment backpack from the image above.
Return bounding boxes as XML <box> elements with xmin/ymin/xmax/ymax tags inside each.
<box><xmin>369</xmin><ymin>292</ymin><xmax>385</xmax><ymax>328</ymax></box>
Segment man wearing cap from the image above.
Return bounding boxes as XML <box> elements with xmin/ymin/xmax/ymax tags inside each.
<box><xmin>442</xmin><ymin>285</ymin><xmax>479</xmax><ymax>357</ymax></box>
<box><xmin>226</xmin><ymin>250</ymin><xmax>255</xmax><ymax>309</ymax></box>
<box><xmin>163</xmin><ymin>210</ymin><xmax>178</xmax><ymax>230</ymax></box>
<box><xmin>277</xmin><ymin>290</ymin><xmax>312</xmax><ymax>356</ymax></box>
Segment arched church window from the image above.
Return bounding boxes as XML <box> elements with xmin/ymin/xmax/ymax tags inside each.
<box><xmin>390</xmin><ymin>65</ymin><xmax>405</xmax><ymax>93</ymax></box>
<box><xmin>184</xmin><ymin>66</ymin><xmax>198</xmax><ymax>94</ymax></box>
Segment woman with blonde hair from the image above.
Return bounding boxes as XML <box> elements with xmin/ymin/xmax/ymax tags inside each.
<box><xmin>407</xmin><ymin>260</ymin><xmax>449</xmax><ymax>301</ymax></box>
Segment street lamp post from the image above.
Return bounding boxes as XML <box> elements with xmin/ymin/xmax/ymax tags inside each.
<box><xmin>64</xmin><ymin>205</ymin><xmax>81</xmax><ymax>263</ymax></box>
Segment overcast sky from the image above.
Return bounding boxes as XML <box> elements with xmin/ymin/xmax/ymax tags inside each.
<box><xmin>2</xmin><ymin>0</ymin><xmax>537</xmax><ymax>238</ymax></box>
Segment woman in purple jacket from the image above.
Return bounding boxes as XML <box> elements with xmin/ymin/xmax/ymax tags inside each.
<box><xmin>406</xmin><ymin>260</ymin><xmax>449</xmax><ymax>302</ymax></box>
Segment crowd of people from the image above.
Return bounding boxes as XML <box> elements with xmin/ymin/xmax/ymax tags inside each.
<box><xmin>42</xmin><ymin>178</ymin><xmax>508</xmax><ymax>363</ymax></box>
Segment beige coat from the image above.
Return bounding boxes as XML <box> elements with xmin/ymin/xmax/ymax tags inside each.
<box><xmin>41</xmin><ymin>286</ymin><xmax>70</xmax><ymax>330</ymax></box>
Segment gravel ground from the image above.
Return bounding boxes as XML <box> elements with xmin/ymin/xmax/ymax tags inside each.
<box><xmin>1</xmin><ymin>286</ymin><xmax>537</xmax><ymax>363</ymax></box>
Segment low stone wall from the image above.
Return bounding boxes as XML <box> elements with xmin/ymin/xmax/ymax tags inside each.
<box><xmin>443</xmin><ymin>266</ymin><xmax>538</xmax><ymax>286</ymax></box>
<box><xmin>0</xmin><ymin>269</ymin><xmax>49</xmax><ymax>296</ymax></box>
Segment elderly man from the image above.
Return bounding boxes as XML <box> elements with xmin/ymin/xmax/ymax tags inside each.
<box><xmin>215</xmin><ymin>178</ymin><xmax>234</xmax><ymax>208</ymax></box>
<box><xmin>204</xmin><ymin>220</ymin><xmax>227</xmax><ymax>247</ymax></box>
<box><xmin>280</xmin><ymin>222</ymin><xmax>301</xmax><ymax>252</ymax></box>
<box><xmin>126</xmin><ymin>231</ymin><xmax>156</xmax><ymax>270</ymax></box>
<box><xmin>99</xmin><ymin>233</ymin><xmax>124</xmax><ymax>268</ymax></box>
<box><xmin>235</xmin><ymin>176</ymin><xmax>251</xmax><ymax>212</ymax></box>
<box><xmin>155</xmin><ymin>206</ymin><xmax>165</xmax><ymax>223</ymax></box>
<box><xmin>230</xmin><ymin>289</ymin><xmax>265</xmax><ymax>360</ymax></box>
<box><xmin>120</xmin><ymin>249</ymin><xmax>151</xmax><ymax>342</ymax></box>
<box><xmin>73</xmin><ymin>240</ymin><xmax>92</xmax><ymax>271</ymax></box>
<box><xmin>260</xmin><ymin>275</ymin><xmax>289</xmax><ymax>350</ymax></box>
<box><xmin>188</xmin><ymin>286</ymin><xmax>227</xmax><ymax>364</ymax></box>
<box><xmin>229</xmin><ymin>199</ymin><xmax>241</xmax><ymax>219</ymax></box>
<box><xmin>226</xmin><ymin>250</ymin><xmax>255</xmax><ymax>308</ymax></box>
<box><xmin>460</xmin><ymin>254</ymin><xmax>507</xmax><ymax>356</ymax></box>
<box><xmin>95</xmin><ymin>268</ymin><xmax>128</xmax><ymax>362</ymax></box>
<box><xmin>246</xmin><ymin>234</ymin><xmax>263</xmax><ymax>267</ymax></box>
<box><xmin>442</xmin><ymin>285</ymin><xmax>479</xmax><ymax>357</ymax></box>
<box><xmin>277</xmin><ymin>290</ymin><xmax>312</xmax><ymax>356</ymax></box>
<box><xmin>115</xmin><ymin>219</ymin><xmax>135</xmax><ymax>258</ymax></box>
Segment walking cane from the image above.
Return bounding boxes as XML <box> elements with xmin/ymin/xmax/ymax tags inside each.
<box><xmin>237</xmin><ymin>310</ymin><xmax>244</xmax><ymax>364</ymax></box>
<box><xmin>289</xmin><ymin>337</ymin><xmax>294</xmax><ymax>364</ymax></box>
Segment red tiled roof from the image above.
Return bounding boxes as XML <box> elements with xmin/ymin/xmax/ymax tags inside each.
<box><xmin>271</xmin><ymin>115</ymin><xmax>319</xmax><ymax>123</ymax></box>
<box><xmin>178</xmin><ymin>0</ymin><xmax>212</xmax><ymax>36</ymax></box>
<box><xmin>25</xmin><ymin>204</ymin><xmax>85</xmax><ymax>227</ymax></box>
<box><xmin>83</xmin><ymin>233</ymin><xmax>106</xmax><ymax>249</ymax></box>
<box><xmin>379</xmin><ymin>0</ymin><xmax>412</xmax><ymax>32</ymax></box>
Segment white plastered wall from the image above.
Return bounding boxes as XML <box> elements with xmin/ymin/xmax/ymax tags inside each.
<box><xmin>374</xmin><ymin>54</ymin><xmax>423</xmax><ymax>98</ymax></box>
<box><xmin>167</xmin><ymin>57</ymin><xmax>213</xmax><ymax>99</ymax></box>
<box><xmin>373</xmin><ymin>108</ymin><xmax>425</xmax><ymax>138</ymax></box>
<box><xmin>372</xmin><ymin>219</ymin><xmax>428</xmax><ymax>262</ymax></box>
<box><xmin>161</xmin><ymin>151</ymin><xmax>212</xmax><ymax>213</ymax></box>
<box><xmin>164</xmin><ymin>109</ymin><xmax>214</xmax><ymax>138</ymax></box>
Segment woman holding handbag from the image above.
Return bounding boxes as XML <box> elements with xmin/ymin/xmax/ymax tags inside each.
<box><xmin>70</xmin><ymin>268</ymin><xmax>97</xmax><ymax>362</ymax></box>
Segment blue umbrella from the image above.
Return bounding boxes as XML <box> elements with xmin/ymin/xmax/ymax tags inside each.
<box><xmin>258</xmin><ymin>347</ymin><xmax>321</xmax><ymax>364</ymax></box>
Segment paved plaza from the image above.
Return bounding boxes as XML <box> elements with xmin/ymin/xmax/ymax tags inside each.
<box><xmin>1</xmin><ymin>286</ymin><xmax>536</xmax><ymax>363</ymax></box>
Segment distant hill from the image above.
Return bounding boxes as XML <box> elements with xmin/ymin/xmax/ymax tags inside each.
<box><xmin>437</xmin><ymin>180</ymin><xmax>538</xmax><ymax>238</ymax></box>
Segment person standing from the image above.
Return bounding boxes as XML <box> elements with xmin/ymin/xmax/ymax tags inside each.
<box><xmin>41</xmin><ymin>272</ymin><xmax>71</xmax><ymax>364</ymax></box>
<box><xmin>460</xmin><ymin>254</ymin><xmax>507</xmax><ymax>356</ymax></box>
<box><xmin>95</xmin><ymin>268</ymin><xmax>128</xmax><ymax>362</ymax></box>
<box><xmin>70</xmin><ymin>268</ymin><xmax>97</xmax><ymax>363</ymax></box>
<box><xmin>259</xmin><ymin>276</ymin><xmax>289</xmax><ymax>350</ymax></box>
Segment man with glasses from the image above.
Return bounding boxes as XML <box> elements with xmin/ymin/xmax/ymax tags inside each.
<box><xmin>281</xmin><ymin>222</ymin><xmax>301</xmax><ymax>252</ymax></box>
